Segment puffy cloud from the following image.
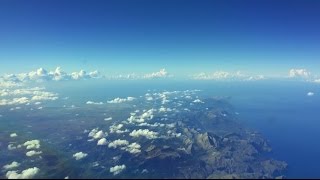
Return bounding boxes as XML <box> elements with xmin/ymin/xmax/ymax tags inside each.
<box><xmin>97</xmin><ymin>138</ymin><xmax>108</xmax><ymax>146</ymax></box>
<box><xmin>3</xmin><ymin>161</ymin><xmax>20</xmax><ymax>170</ymax></box>
<box><xmin>307</xmin><ymin>92</ymin><xmax>314</xmax><ymax>96</ymax></box>
<box><xmin>146</xmin><ymin>96</ymin><xmax>153</xmax><ymax>101</ymax></box>
<box><xmin>127</xmin><ymin>109</ymin><xmax>155</xmax><ymax>123</ymax></box>
<box><xmin>105</xmin><ymin>69</ymin><xmax>172</xmax><ymax>80</ymax></box>
<box><xmin>313</xmin><ymin>79</ymin><xmax>320</xmax><ymax>83</ymax></box>
<box><xmin>110</xmin><ymin>164</ymin><xmax>126</xmax><ymax>175</ymax></box>
<box><xmin>107</xmin><ymin>97</ymin><xmax>136</xmax><ymax>104</ymax></box>
<box><xmin>109</xmin><ymin>124</ymin><xmax>126</xmax><ymax>134</ymax></box>
<box><xmin>10</xmin><ymin>133</ymin><xmax>18</xmax><ymax>138</ymax></box>
<box><xmin>6</xmin><ymin>167</ymin><xmax>40</xmax><ymax>179</ymax></box>
<box><xmin>108</xmin><ymin>139</ymin><xmax>129</xmax><ymax>148</ymax></box>
<box><xmin>73</xmin><ymin>152</ymin><xmax>88</xmax><ymax>160</ymax></box>
<box><xmin>106</xmin><ymin>73</ymin><xmax>140</xmax><ymax>80</ymax></box>
<box><xmin>0</xmin><ymin>87</ymin><xmax>58</xmax><ymax>106</ymax></box>
<box><xmin>26</xmin><ymin>150</ymin><xmax>42</xmax><ymax>157</ymax></box>
<box><xmin>193</xmin><ymin>99</ymin><xmax>204</xmax><ymax>103</ymax></box>
<box><xmin>138</xmin><ymin>122</ymin><xmax>165</xmax><ymax>127</ymax></box>
<box><xmin>0</xmin><ymin>80</ymin><xmax>21</xmax><ymax>88</ymax></box>
<box><xmin>123</xmin><ymin>142</ymin><xmax>141</xmax><ymax>154</ymax></box>
<box><xmin>86</xmin><ymin>101</ymin><xmax>104</xmax><ymax>105</ymax></box>
<box><xmin>1</xmin><ymin>67</ymin><xmax>101</xmax><ymax>83</ymax></box>
<box><xmin>192</xmin><ymin>71</ymin><xmax>266</xmax><ymax>81</ymax></box>
<box><xmin>31</xmin><ymin>91</ymin><xmax>58</xmax><ymax>101</ymax></box>
<box><xmin>0</xmin><ymin>97</ymin><xmax>29</xmax><ymax>106</ymax></box>
<box><xmin>167</xmin><ymin>131</ymin><xmax>182</xmax><ymax>138</ymax></box>
<box><xmin>289</xmin><ymin>68</ymin><xmax>311</xmax><ymax>78</ymax></box>
<box><xmin>143</xmin><ymin>69</ymin><xmax>171</xmax><ymax>79</ymax></box>
<box><xmin>104</xmin><ymin>117</ymin><xmax>112</xmax><ymax>121</ymax></box>
<box><xmin>93</xmin><ymin>131</ymin><xmax>105</xmax><ymax>139</ymax></box>
<box><xmin>88</xmin><ymin>128</ymin><xmax>108</xmax><ymax>139</ymax></box>
<box><xmin>129</xmin><ymin>129</ymin><xmax>158</xmax><ymax>139</ymax></box>
<box><xmin>8</xmin><ymin>144</ymin><xmax>22</xmax><ymax>150</ymax></box>
<box><xmin>23</xmin><ymin>140</ymin><xmax>40</xmax><ymax>150</ymax></box>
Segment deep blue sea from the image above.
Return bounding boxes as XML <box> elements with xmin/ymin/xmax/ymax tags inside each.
<box><xmin>42</xmin><ymin>80</ymin><xmax>320</xmax><ymax>178</ymax></box>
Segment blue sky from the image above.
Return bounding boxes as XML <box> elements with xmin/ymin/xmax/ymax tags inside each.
<box><xmin>0</xmin><ymin>0</ymin><xmax>320</xmax><ymax>76</ymax></box>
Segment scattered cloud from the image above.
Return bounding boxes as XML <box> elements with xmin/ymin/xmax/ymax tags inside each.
<box><xmin>123</xmin><ymin>142</ymin><xmax>141</xmax><ymax>154</ymax></box>
<box><xmin>110</xmin><ymin>165</ymin><xmax>126</xmax><ymax>175</ymax></box>
<box><xmin>108</xmin><ymin>139</ymin><xmax>129</xmax><ymax>148</ymax></box>
<box><xmin>0</xmin><ymin>87</ymin><xmax>58</xmax><ymax>106</ymax></box>
<box><xmin>23</xmin><ymin>140</ymin><xmax>41</xmax><ymax>150</ymax></box>
<box><xmin>106</xmin><ymin>68</ymin><xmax>173</xmax><ymax>80</ymax></box>
<box><xmin>97</xmin><ymin>138</ymin><xmax>108</xmax><ymax>146</ymax></box>
<box><xmin>26</xmin><ymin>150</ymin><xmax>42</xmax><ymax>157</ymax></box>
<box><xmin>3</xmin><ymin>162</ymin><xmax>20</xmax><ymax>170</ymax></box>
<box><xmin>6</xmin><ymin>167</ymin><xmax>40</xmax><ymax>179</ymax></box>
<box><xmin>127</xmin><ymin>109</ymin><xmax>155</xmax><ymax>123</ymax></box>
<box><xmin>192</xmin><ymin>71</ymin><xmax>265</xmax><ymax>81</ymax></box>
<box><xmin>109</xmin><ymin>124</ymin><xmax>125</xmax><ymax>133</ymax></box>
<box><xmin>307</xmin><ymin>92</ymin><xmax>314</xmax><ymax>96</ymax></box>
<box><xmin>8</xmin><ymin>144</ymin><xmax>22</xmax><ymax>150</ymax></box>
<box><xmin>86</xmin><ymin>101</ymin><xmax>104</xmax><ymax>105</ymax></box>
<box><xmin>289</xmin><ymin>69</ymin><xmax>311</xmax><ymax>78</ymax></box>
<box><xmin>104</xmin><ymin>117</ymin><xmax>112</xmax><ymax>121</ymax></box>
<box><xmin>193</xmin><ymin>99</ymin><xmax>204</xmax><ymax>103</ymax></box>
<box><xmin>129</xmin><ymin>129</ymin><xmax>158</xmax><ymax>139</ymax></box>
<box><xmin>2</xmin><ymin>67</ymin><xmax>102</xmax><ymax>83</ymax></box>
<box><xmin>10</xmin><ymin>133</ymin><xmax>18</xmax><ymax>138</ymax></box>
<box><xmin>73</xmin><ymin>152</ymin><xmax>88</xmax><ymax>160</ymax></box>
<box><xmin>143</xmin><ymin>69</ymin><xmax>172</xmax><ymax>79</ymax></box>
<box><xmin>107</xmin><ymin>97</ymin><xmax>136</xmax><ymax>104</ymax></box>
<box><xmin>88</xmin><ymin>128</ymin><xmax>108</xmax><ymax>140</ymax></box>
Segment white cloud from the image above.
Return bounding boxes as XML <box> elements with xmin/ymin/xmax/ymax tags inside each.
<box><xmin>106</xmin><ymin>73</ymin><xmax>140</xmax><ymax>80</ymax></box>
<box><xmin>110</xmin><ymin>124</ymin><xmax>124</xmax><ymax>133</ymax></box>
<box><xmin>1</xmin><ymin>67</ymin><xmax>101</xmax><ymax>83</ymax></box>
<box><xmin>97</xmin><ymin>138</ymin><xmax>108</xmax><ymax>146</ymax></box>
<box><xmin>0</xmin><ymin>80</ymin><xmax>21</xmax><ymax>88</ymax></box>
<box><xmin>129</xmin><ymin>129</ymin><xmax>158</xmax><ymax>139</ymax></box>
<box><xmin>0</xmin><ymin>87</ymin><xmax>58</xmax><ymax>106</ymax></box>
<box><xmin>6</xmin><ymin>167</ymin><xmax>40</xmax><ymax>179</ymax></box>
<box><xmin>3</xmin><ymin>161</ymin><xmax>20</xmax><ymax>170</ymax></box>
<box><xmin>107</xmin><ymin>97</ymin><xmax>136</xmax><ymax>104</ymax></box>
<box><xmin>110</xmin><ymin>165</ymin><xmax>126</xmax><ymax>175</ymax></box>
<box><xmin>0</xmin><ymin>97</ymin><xmax>29</xmax><ymax>106</ymax></box>
<box><xmin>289</xmin><ymin>68</ymin><xmax>311</xmax><ymax>78</ymax></box>
<box><xmin>73</xmin><ymin>152</ymin><xmax>88</xmax><ymax>160</ymax></box>
<box><xmin>86</xmin><ymin>101</ymin><xmax>104</xmax><ymax>105</ymax></box>
<box><xmin>105</xmin><ymin>69</ymin><xmax>172</xmax><ymax>80</ymax></box>
<box><xmin>143</xmin><ymin>68</ymin><xmax>171</xmax><ymax>79</ymax></box>
<box><xmin>88</xmin><ymin>128</ymin><xmax>107</xmax><ymax>139</ymax></box>
<box><xmin>93</xmin><ymin>130</ymin><xmax>106</xmax><ymax>139</ymax></box>
<box><xmin>10</xmin><ymin>133</ymin><xmax>18</xmax><ymax>138</ymax></box>
<box><xmin>127</xmin><ymin>109</ymin><xmax>155</xmax><ymax>123</ymax></box>
<box><xmin>192</xmin><ymin>70</ymin><xmax>266</xmax><ymax>81</ymax></box>
<box><xmin>104</xmin><ymin>117</ymin><xmax>112</xmax><ymax>121</ymax></box>
<box><xmin>123</xmin><ymin>142</ymin><xmax>141</xmax><ymax>154</ymax></box>
<box><xmin>138</xmin><ymin>122</ymin><xmax>165</xmax><ymax>127</ymax></box>
<box><xmin>146</xmin><ymin>96</ymin><xmax>153</xmax><ymax>101</ymax></box>
<box><xmin>26</xmin><ymin>150</ymin><xmax>42</xmax><ymax>157</ymax></box>
<box><xmin>307</xmin><ymin>92</ymin><xmax>314</xmax><ymax>96</ymax></box>
<box><xmin>23</xmin><ymin>140</ymin><xmax>40</xmax><ymax>150</ymax></box>
<box><xmin>108</xmin><ymin>139</ymin><xmax>129</xmax><ymax>148</ymax></box>
<box><xmin>8</xmin><ymin>144</ymin><xmax>22</xmax><ymax>150</ymax></box>
<box><xmin>193</xmin><ymin>99</ymin><xmax>204</xmax><ymax>103</ymax></box>
<box><xmin>313</xmin><ymin>79</ymin><xmax>320</xmax><ymax>83</ymax></box>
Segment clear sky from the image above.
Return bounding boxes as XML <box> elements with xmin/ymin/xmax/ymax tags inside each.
<box><xmin>0</xmin><ymin>0</ymin><xmax>319</xmax><ymax>76</ymax></box>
